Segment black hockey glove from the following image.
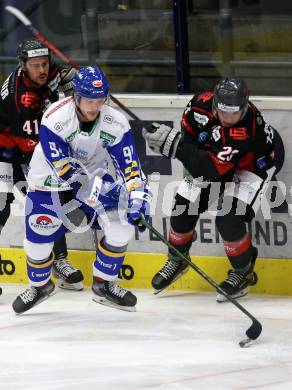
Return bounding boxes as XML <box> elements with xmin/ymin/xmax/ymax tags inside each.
<box><xmin>142</xmin><ymin>122</ymin><xmax>181</xmax><ymax>158</ymax></box>
<box><xmin>59</xmin><ymin>67</ymin><xmax>77</xmax><ymax>97</ymax></box>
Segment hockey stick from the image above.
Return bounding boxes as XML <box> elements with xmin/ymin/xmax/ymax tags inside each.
<box><xmin>5</xmin><ymin>5</ymin><xmax>140</xmax><ymax>121</ymax></box>
<box><xmin>92</xmin><ymin>229</ymin><xmax>99</xmax><ymax>251</ymax></box>
<box><xmin>141</xmin><ymin>218</ymin><xmax>262</xmax><ymax>348</ymax></box>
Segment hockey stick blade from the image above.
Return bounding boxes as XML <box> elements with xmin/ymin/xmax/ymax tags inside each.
<box><xmin>239</xmin><ymin>318</ymin><xmax>262</xmax><ymax>348</ymax></box>
<box><xmin>141</xmin><ymin>218</ymin><xmax>263</xmax><ymax>346</ymax></box>
<box><xmin>246</xmin><ymin>318</ymin><xmax>262</xmax><ymax>341</ymax></box>
<box><xmin>5</xmin><ymin>5</ymin><xmax>32</xmax><ymax>26</ymax></box>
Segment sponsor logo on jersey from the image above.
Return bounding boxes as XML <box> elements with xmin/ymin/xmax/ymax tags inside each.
<box><xmin>29</xmin><ymin>214</ymin><xmax>62</xmax><ymax>236</ymax></box>
<box><xmin>74</xmin><ymin>148</ymin><xmax>88</xmax><ymax>160</ymax></box>
<box><xmin>54</xmin><ymin>122</ymin><xmax>63</xmax><ymax>133</ymax></box>
<box><xmin>0</xmin><ymin>74</ymin><xmax>10</xmax><ymax>100</ymax></box>
<box><xmin>197</xmin><ymin>91</ymin><xmax>213</xmax><ymax>102</ymax></box>
<box><xmin>44</xmin><ymin>175</ymin><xmax>59</xmax><ymax>187</ymax></box>
<box><xmin>194</xmin><ymin>112</ymin><xmax>209</xmax><ymax>126</ymax></box>
<box><xmin>21</xmin><ymin>92</ymin><xmax>40</xmax><ymax>109</ymax></box>
<box><xmin>264</xmin><ymin>123</ymin><xmax>274</xmax><ymax>144</ymax></box>
<box><xmin>100</xmin><ymin>130</ymin><xmax>116</xmax><ymax>146</ymax></box>
<box><xmin>198</xmin><ymin>131</ymin><xmax>209</xmax><ymax>143</ymax></box>
<box><xmin>48</xmin><ymin>73</ymin><xmax>61</xmax><ymax>92</ymax></box>
<box><xmin>0</xmin><ymin>255</ymin><xmax>15</xmax><ymax>276</ymax></box>
<box><xmin>65</xmin><ymin>130</ymin><xmax>78</xmax><ymax>142</ymax></box>
<box><xmin>229</xmin><ymin>127</ymin><xmax>249</xmax><ymax>140</ymax></box>
<box><xmin>103</xmin><ymin>115</ymin><xmax>113</xmax><ymax>124</ymax></box>
<box><xmin>0</xmin><ymin>174</ymin><xmax>12</xmax><ymax>182</ymax></box>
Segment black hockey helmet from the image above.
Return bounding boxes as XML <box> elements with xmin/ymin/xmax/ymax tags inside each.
<box><xmin>17</xmin><ymin>39</ymin><xmax>52</xmax><ymax>68</ymax></box>
<box><xmin>213</xmin><ymin>77</ymin><xmax>249</xmax><ymax>114</ymax></box>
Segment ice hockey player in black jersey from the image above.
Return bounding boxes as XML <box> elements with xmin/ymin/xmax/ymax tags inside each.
<box><xmin>143</xmin><ymin>77</ymin><xmax>285</xmax><ymax>301</ymax></box>
<box><xmin>0</xmin><ymin>39</ymin><xmax>83</xmax><ymax>294</ymax></box>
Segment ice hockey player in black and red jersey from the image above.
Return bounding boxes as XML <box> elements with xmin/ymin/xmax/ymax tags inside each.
<box><xmin>0</xmin><ymin>39</ymin><xmax>83</xmax><ymax>294</ymax></box>
<box><xmin>143</xmin><ymin>77</ymin><xmax>285</xmax><ymax>301</ymax></box>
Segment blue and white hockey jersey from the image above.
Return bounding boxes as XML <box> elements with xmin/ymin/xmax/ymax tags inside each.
<box><xmin>27</xmin><ymin>97</ymin><xmax>146</xmax><ymax>192</ymax></box>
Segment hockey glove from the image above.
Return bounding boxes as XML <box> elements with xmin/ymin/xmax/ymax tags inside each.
<box><xmin>79</xmin><ymin>173</ymin><xmax>123</xmax><ymax>209</ymax></box>
<box><xmin>142</xmin><ymin>122</ymin><xmax>181</xmax><ymax>158</ymax></box>
<box><xmin>59</xmin><ymin>67</ymin><xmax>77</xmax><ymax>97</ymax></box>
<box><xmin>127</xmin><ymin>189</ymin><xmax>152</xmax><ymax>232</ymax></box>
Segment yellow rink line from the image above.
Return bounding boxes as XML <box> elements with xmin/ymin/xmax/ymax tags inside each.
<box><xmin>0</xmin><ymin>248</ymin><xmax>291</xmax><ymax>296</ymax></box>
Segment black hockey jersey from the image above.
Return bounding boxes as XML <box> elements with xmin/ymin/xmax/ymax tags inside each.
<box><xmin>0</xmin><ymin>65</ymin><xmax>61</xmax><ymax>162</ymax></box>
<box><xmin>176</xmin><ymin>91</ymin><xmax>281</xmax><ymax>180</ymax></box>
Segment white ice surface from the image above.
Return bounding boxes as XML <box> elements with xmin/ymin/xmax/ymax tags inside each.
<box><xmin>0</xmin><ymin>285</ymin><xmax>292</xmax><ymax>390</ymax></box>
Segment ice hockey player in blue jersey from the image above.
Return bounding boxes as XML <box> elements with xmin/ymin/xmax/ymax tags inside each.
<box><xmin>12</xmin><ymin>66</ymin><xmax>151</xmax><ymax>314</ymax></box>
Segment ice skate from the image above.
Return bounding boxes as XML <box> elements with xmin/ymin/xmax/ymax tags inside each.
<box><xmin>52</xmin><ymin>259</ymin><xmax>83</xmax><ymax>291</ymax></box>
<box><xmin>217</xmin><ymin>249</ymin><xmax>258</xmax><ymax>302</ymax></box>
<box><xmin>152</xmin><ymin>255</ymin><xmax>190</xmax><ymax>295</ymax></box>
<box><xmin>12</xmin><ymin>280</ymin><xmax>55</xmax><ymax>314</ymax></box>
<box><xmin>92</xmin><ymin>277</ymin><xmax>137</xmax><ymax>312</ymax></box>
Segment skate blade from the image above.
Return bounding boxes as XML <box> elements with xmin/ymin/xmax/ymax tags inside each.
<box><xmin>216</xmin><ymin>288</ymin><xmax>249</xmax><ymax>303</ymax></box>
<box><xmin>56</xmin><ymin>279</ymin><xmax>83</xmax><ymax>291</ymax></box>
<box><xmin>153</xmin><ymin>266</ymin><xmax>190</xmax><ymax>296</ymax></box>
<box><xmin>92</xmin><ymin>295</ymin><xmax>136</xmax><ymax>312</ymax></box>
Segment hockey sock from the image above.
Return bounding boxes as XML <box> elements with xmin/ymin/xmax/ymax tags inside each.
<box><xmin>93</xmin><ymin>238</ymin><xmax>125</xmax><ymax>281</ymax></box>
<box><xmin>53</xmin><ymin>235</ymin><xmax>68</xmax><ymax>259</ymax></box>
<box><xmin>26</xmin><ymin>255</ymin><xmax>54</xmax><ymax>286</ymax></box>
<box><xmin>168</xmin><ymin>226</ymin><xmax>195</xmax><ymax>258</ymax></box>
<box><xmin>223</xmin><ymin>233</ymin><xmax>255</xmax><ymax>270</ymax></box>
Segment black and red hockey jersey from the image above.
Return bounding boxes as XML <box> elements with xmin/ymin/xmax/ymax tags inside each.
<box><xmin>176</xmin><ymin>91</ymin><xmax>283</xmax><ymax>180</ymax></box>
<box><xmin>0</xmin><ymin>65</ymin><xmax>61</xmax><ymax>162</ymax></box>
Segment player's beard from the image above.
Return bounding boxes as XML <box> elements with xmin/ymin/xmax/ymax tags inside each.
<box><xmin>33</xmin><ymin>73</ymin><xmax>49</xmax><ymax>87</ymax></box>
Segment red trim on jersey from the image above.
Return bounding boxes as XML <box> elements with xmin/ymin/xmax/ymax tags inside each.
<box><xmin>182</xmin><ymin>107</ymin><xmax>214</xmax><ymax>136</ymax></box>
<box><xmin>197</xmin><ymin>91</ymin><xmax>214</xmax><ymax>103</ymax></box>
<box><xmin>207</xmin><ymin>151</ymin><xmax>234</xmax><ymax>176</ymax></box>
<box><xmin>224</xmin><ymin>233</ymin><xmax>251</xmax><ymax>257</ymax></box>
<box><xmin>182</xmin><ymin>112</ymin><xmax>196</xmax><ymax>135</ymax></box>
<box><xmin>45</xmin><ymin>97</ymin><xmax>72</xmax><ymax>118</ymax></box>
<box><xmin>23</xmin><ymin>72</ymin><xmax>35</xmax><ymax>88</ymax></box>
<box><xmin>169</xmin><ymin>227</ymin><xmax>196</xmax><ymax>246</ymax></box>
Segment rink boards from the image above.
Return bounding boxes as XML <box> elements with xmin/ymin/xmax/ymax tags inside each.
<box><xmin>1</xmin><ymin>96</ymin><xmax>292</xmax><ymax>296</ymax></box>
<box><xmin>1</xmin><ymin>247</ymin><xmax>292</xmax><ymax>296</ymax></box>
